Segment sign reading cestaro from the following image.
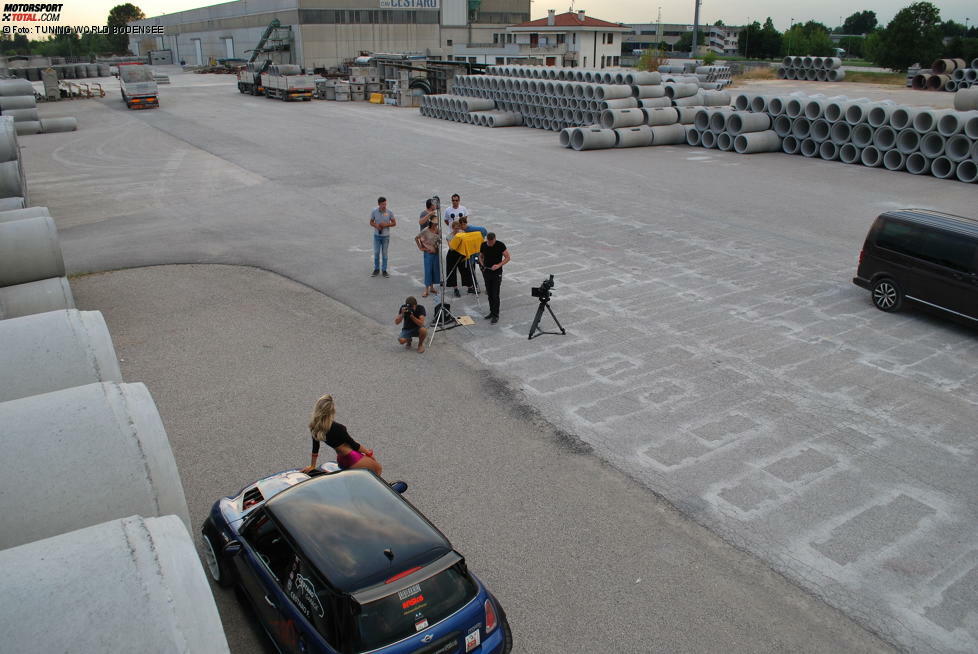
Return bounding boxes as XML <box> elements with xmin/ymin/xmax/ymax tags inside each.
<box><xmin>379</xmin><ymin>0</ymin><xmax>439</xmax><ymax>8</ymax></box>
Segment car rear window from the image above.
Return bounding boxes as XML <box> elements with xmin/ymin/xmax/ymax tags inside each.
<box><xmin>355</xmin><ymin>565</ymin><xmax>477</xmax><ymax>651</ymax></box>
<box><xmin>876</xmin><ymin>220</ymin><xmax>977</xmax><ymax>273</ymax></box>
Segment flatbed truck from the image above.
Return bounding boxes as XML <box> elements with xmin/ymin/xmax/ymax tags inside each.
<box><xmin>261</xmin><ymin>64</ymin><xmax>314</xmax><ymax>101</ymax></box>
<box><xmin>119</xmin><ymin>64</ymin><xmax>159</xmax><ymax>109</ymax></box>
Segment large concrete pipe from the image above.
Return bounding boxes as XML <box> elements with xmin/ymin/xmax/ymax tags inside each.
<box><xmin>664</xmin><ymin>83</ymin><xmax>698</xmax><ymax>99</ymax></box>
<box><xmin>0</xmin><ymin>382</ymin><xmax>190</xmax><ymax>547</ymax></box>
<box><xmin>701</xmin><ymin>130</ymin><xmax>717</xmax><ymax>148</ymax></box>
<box><xmin>906</xmin><ymin>152</ymin><xmax>932</xmax><ymax>175</ymax></box>
<box><xmin>883</xmin><ymin>150</ymin><xmax>906</xmax><ymax>171</ymax></box>
<box><xmin>840</xmin><ymin>143</ymin><xmax>861</xmax><ymax>164</ymax></box>
<box><xmin>627</xmin><ymin>71</ymin><xmax>661</xmax><ymax>85</ymax></box>
<box><xmin>896</xmin><ymin>129</ymin><xmax>921</xmax><ymax>154</ymax></box>
<box><xmin>633</xmin><ymin>85</ymin><xmax>666</xmax><ymax>98</ymax></box>
<box><xmin>776</xmin><ymin>66</ymin><xmax>788</xmax><ymax>80</ymax></box>
<box><xmin>709</xmin><ymin>110</ymin><xmax>732</xmax><ymax>132</ymax></box>
<box><xmin>0</xmin><ymin>195</ymin><xmax>25</xmax><ymax>210</ymax></box>
<box><xmin>785</xmin><ymin>97</ymin><xmax>805</xmax><ymax>118</ymax></box>
<box><xmin>804</xmin><ymin>99</ymin><xmax>828</xmax><ymax>120</ymax></box>
<box><xmin>945</xmin><ymin>134</ymin><xmax>972</xmax><ymax>162</ymax></box>
<box><xmin>749</xmin><ymin>95</ymin><xmax>771</xmax><ymax>113</ymax></box>
<box><xmin>727</xmin><ymin>112</ymin><xmax>771</xmax><ymax>135</ymax></box>
<box><xmin>945</xmin><ymin>80</ymin><xmax>960</xmax><ymax>93</ymax></box>
<box><xmin>614</xmin><ymin>125</ymin><xmax>653</xmax><ymax>148</ymax></box>
<box><xmin>685</xmin><ymin>126</ymin><xmax>702</xmax><ymax>146</ymax></box>
<box><xmin>931</xmin><ymin>156</ymin><xmax>956</xmax><ymax>179</ymax></box>
<box><xmin>645</xmin><ymin>107</ymin><xmax>679</xmax><ymax>126</ymax></box>
<box><xmin>604</xmin><ymin>97</ymin><xmax>640</xmax><ymax>109</ymax></box>
<box><xmin>716</xmin><ymin>132</ymin><xmax>734</xmax><ymax>151</ymax></box>
<box><xmin>955</xmin><ymin>88</ymin><xmax>978</xmax><ymax>111</ymax></box>
<box><xmin>810</xmin><ymin>119</ymin><xmax>831</xmax><ymax>142</ymax></box>
<box><xmin>861</xmin><ymin>145</ymin><xmax>884</xmax><ymax>167</ymax></box>
<box><xmin>800</xmin><ymin>138</ymin><xmax>819</xmax><ymax>157</ymax></box>
<box><xmin>597</xmin><ymin>108</ymin><xmax>640</xmax><ymax>129</ymax></box>
<box><xmin>571</xmin><ymin>127</ymin><xmax>617</xmax><ymax>151</ymax></box>
<box><xmin>486</xmin><ymin>112</ymin><xmax>523</xmax><ymax>128</ymax></box>
<box><xmin>825</xmin><ymin>57</ymin><xmax>842</xmax><ymax>70</ymax></box>
<box><xmin>913</xmin><ymin>109</ymin><xmax>951</xmax><ymax>133</ymax></box>
<box><xmin>0</xmin><ymin>205</ymin><xmax>49</xmax><ymax>223</ymax></box>
<box><xmin>966</xmin><ymin>115</ymin><xmax>978</xmax><ymax>139</ymax></box>
<box><xmin>872</xmin><ymin>126</ymin><xmax>898</xmax><ymax>151</ymax></box>
<box><xmin>828</xmin><ymin>69</ymin><xmax>846</xmax><ymax>82</ymax></box>
<box><xmin>824</xmin><ymin>99</ymin><xmax>847</xmax><ymax>122</ymax></box>
<box><xmin>937</xmin><ymin>110</ymin><xmax>978</xmax><ymax>136</ymax></box>
<box><xmin>912</xmin><ymin>73</ymin><xmax>932</xmax><ymax>90</ymax></box>
<box><xmin>734</xmin><ymin>130</ymin><xmax>781</xmax><ymax>154</ymax></box>
<box><xmin>558</xmin><ymin>128</ymin><xmax>573</xmax><ymax>148</ymax></box>
<box><xmin>957</xmin><ymin>160</ymin><xmax>978</xmax><ymax>183</ymax></box>
<box><xmin>0</xmin><ymin>276</ymin><xmax>74</xmax><ymax>319</ymax></box>
<box><xmin>0</xmin><ymin>116</ymin><xmax>17</xmax><ymax>162</ymax></box>
<box><xmin>0</xmin><ymin>515</ymin><xmax>230</xmax><ymax>654</ymax></box>
<box><xmin>0</xmin><ymin>78</ymin><xmax>34</xmax><ymax>96</ymax></box>
<box><xmin>700</xmin><ymin>91</ymin><xmax>731</xmax><ymax>106</ymax></box>
<box><xmin>693</xmin><ymin>109</ymin><xmax>711</xmax><ymax>131</ymax></box>
<box><xmin>773</xmin><ymin>115</ymin><xmax>793</xmax><ymax>137</ymax></box>
<box><xmin>3</xmin><ymin>108</ymin><xmax>39</xmax><ymax>122</ymax></box>
<box><xmin>0</xmin><ymin>309</ymin><xmax>121</xmax><ymax>401</ymax></box>
<box><xmin>868</xmin><ymin>104</ymin><xmax>896</xmax><ymax>128</ymax></box>
<box><xmin>16</xmin><ymin>120</ymin><xmax>42</xmax><ymax>135</ymax></box>
<box><xmin>927</xmin><ymin>75</ymin><xmax>950</xmax><ymax>90</ymax></box>
<box><xmin>829</xmin><ymin>121</ymin><xmax>852</xmax><ymax>144</ymax></box>
<box><xmin>674</xmin><ymin>107</ymin><xmax>699</xmax><ymax>124</ymax></box>
<box><xmin>791</xmin><ymin>117</ymin><xmax>812</xmax><ymax>139</ymax></box>
<box><xmin>650</xmin><ymin>124</ymin><xmax>687</xmax><ymax>145</ymax></box>
<box><xmin>0</xmin><ymin>95</ymin><xmax>36</xmax><ymax>111</ymax></box>
<box><xmin>819</xmin><ymin>141</ymin><xmax>840</xmax><ymax>161</ymax></box>
<box><xmin>851</xmin><ymin>123</ymin><xmax>874</xmax><ymax>147</ymax></box>
<box><xmin>733</xmin><ymin>94</ymin><xmax>752</xmax><ymax>111</ymax></box>
<box><xmin>919</xmin><ymin>132</ymin><xmax>946</xmax><ymax>157</ymax></box>
<box><xmin>0</xmin><ymin>215</ymin><xmax>64</xmax><ymax>286</ymax></box>
<box><xmin>844</xmin><ymin>102</ymin><xmax>874</xmax><ymax>125</ymax></box>
<box><xmin>594</xmin><ymin>84</ymin><xmax>632</xmax><ymax>101</ymax></box>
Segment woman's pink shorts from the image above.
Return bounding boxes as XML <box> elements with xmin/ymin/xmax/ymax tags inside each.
<box><xmin>337</xmin><ymin>450</ymin><xmax>364</xmax><ymax>469</ymax></box>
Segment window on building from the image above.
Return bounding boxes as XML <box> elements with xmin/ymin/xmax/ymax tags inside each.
<box><xmin>583</xmin><ymin>56</ymin><xmax>587</xmax><ymax>66</ymax></box>
<box><xmin>556</xmin><ymin>33</ymin><xmax>565</xmax><ymax>44</ymax></box>
<box><xmin>447</xmin><ymin>39</ymin><xmax>453</xmax><ymax>46</ymax></box>
<box><xmin>613</xmin><ymin>56</ymin><xmax>620</xmax><ymax>66</ymax></box>
<box><xmin>600</xmin><ymin>55</ymin><xmax>605</xmax><ymax>68</ymax></box>
<box><xmin>506</xmin><ymin>33</ymin><xmax>513</xmax><ymax>43</ymax></box>
<box><xmin>495</xmin><ymin>56</ymin><xmax>504</xmax><ymax>64</ymax></box>
<box><xmin>608</xmin><ymin>33</ymin><xmax>614</xmax><ymax>44</ymax></box>
<box><xmin>572</xmin><ymin>33</ymin><xmax>576</xmax><ymax>44</ymax></box>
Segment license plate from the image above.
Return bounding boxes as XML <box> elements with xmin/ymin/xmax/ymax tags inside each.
<box><xmin>464</xmin><ymin>630</ymin><xmax>481</xmax><ymax>652</ymax></box>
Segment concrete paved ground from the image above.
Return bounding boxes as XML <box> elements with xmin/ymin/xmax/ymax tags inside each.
<box><xmin>23</xmin><ymin>70</ymin><xmax>978</xmax><ymax>653</ymax></box>
<box><xmin>72</xmin><ymin>264</ymin><xmax>895</xmax><ymax>654</ymax></box>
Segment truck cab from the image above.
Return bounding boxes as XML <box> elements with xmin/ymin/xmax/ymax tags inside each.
<box><xmin>237</xmin><ymin>61</ymin><xmax>269</xmax><ymax>96</ymax></box>
<box><xmin>119</xmin><ymin>64</ymin><xmax>159</xmax><ymax>109</ymax></box>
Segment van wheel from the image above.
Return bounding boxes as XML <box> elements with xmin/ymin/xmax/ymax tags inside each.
<box><xmin>871</xmin><ymin>278</ymin><xmax>902</xmax><ymax>312</ymax></box>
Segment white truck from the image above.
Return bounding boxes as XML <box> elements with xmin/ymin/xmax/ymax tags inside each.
<box><xmin>119</xmin><ymin>64</ymin><xmax>159</xmax><ymax>109</ymax></box>
<box><xmin>261</xmin><ymin>64</ymin><xmax>315</xmax><ymax>101</ymax></box>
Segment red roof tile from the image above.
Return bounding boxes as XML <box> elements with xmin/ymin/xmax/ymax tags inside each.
<box><xmin>511</xmin><ymin>11</ymin><xmax>628</xmax><ymax>29</ymax></box>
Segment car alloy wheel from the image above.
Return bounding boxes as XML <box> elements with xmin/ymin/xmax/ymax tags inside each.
<box><xmin>871</xmin><ymin>278</ymin><xmax>902</xmax><ymax>312</ymax></box>
<box><xmin>202</xmin><ymin>523</ymin><xmax>234</xmax><ymax>588</ymax></box>
<box><xmin>202</xmin><ymin>531</ymin><xmax>222</xmax><ymax>582</ymax></box>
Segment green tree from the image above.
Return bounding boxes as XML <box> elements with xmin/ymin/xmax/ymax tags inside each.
<box><xmin>940</xmin><ymin>20</ymin><xmax>967</xmax><ymax>37</ymax></box>
<box><xmin>842</xmin><ymin>10</ymin><xmax>878</xmax><ymax>34</ymax></box>
<box><xmin>870</xmin><ymin>2</ymin><xmax>943</xmax><ymax>71</ymax></box>
<box><xmin>760</xmin><ymin>17</ymin><xmax>783</xmax><ymax>58</ymax></box>
<box><xmin>675</xmin><ymin>29</ymin><xmax>706</xmax><ymax>54</ymax></box>
<box><xmin>838</xmin><ymin>35</ymin><xmax>866</xmax><ymax>58</ymax></box>
<box><xmin>107</xmin><ymin>3</ymin><xmax>145</xmax><ymax>54</ymax></box>
<box><xmin>702</xmin><ymin>51</ymin><xmax>718</xmax><ymax>65</ymax></box>
<box><xmin>942</xmin><ymin>37</ymin><xmax>978</xmax><ymax>62</ymax></box>
<box><xmin>737</xmin><ymin>20</ymin><xmax>762</xmax><ymax>58</ymax></box>
<box><xmin>713</xmin><ymin>20</ymin><xmax>725</xmax><ymax>27</ymax></box>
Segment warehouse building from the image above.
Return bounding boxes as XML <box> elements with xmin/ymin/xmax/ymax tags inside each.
<box><xmin>128</xmin><ymin>0</ymin><xmax>529</xmax><ymax>71</ymax></box>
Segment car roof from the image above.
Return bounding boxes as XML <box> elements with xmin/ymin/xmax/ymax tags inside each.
<box><xmin>265</xmin><ymin>470</ymin><xmax>453</xmax><ymax>594</ymax></box>
<box><xmin>880</xmin><ymin>209</ymin><xmax>978</xmax><ymax>239</ymax></box>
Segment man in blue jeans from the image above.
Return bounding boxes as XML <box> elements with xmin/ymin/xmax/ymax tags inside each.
<box><xmin>369</xmin><ymin>196</ymin><xmax>397</xmax><ymax>277</ymax></box>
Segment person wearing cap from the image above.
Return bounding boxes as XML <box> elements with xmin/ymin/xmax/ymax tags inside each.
<box><xmin>479</xmin><ymin>232</ymin><xmax>510</xmax><ymax>324</ymax></box>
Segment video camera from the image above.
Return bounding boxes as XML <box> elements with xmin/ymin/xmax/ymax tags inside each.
<box><xmin>531</xmin><ymin>274</ymin><xmax>555</xmax><ymax>301</ymax></box>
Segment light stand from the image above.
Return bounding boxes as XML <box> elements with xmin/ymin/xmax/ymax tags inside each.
<box><xmin>426</xmin><ymin>194</ymin><xmax>474</xmax><ymax>347</ymax></box>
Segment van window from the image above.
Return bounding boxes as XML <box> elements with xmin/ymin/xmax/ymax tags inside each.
<box><xmin>876</xmin><ymin>220</ymin><xmax>977</xmax><ymax>273</ymax></box>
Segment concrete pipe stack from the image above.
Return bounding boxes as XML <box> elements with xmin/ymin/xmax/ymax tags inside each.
<box><xmin>0</xmin><ymin>116</ymin><xmax>27</xmax><ymax>206</ymax></box>
<box><xmin>777</xmin><ymin>56</ymin><xmax>845</xmax><ymax>82</ymax></box>
<box><xmin>915</xmin><ymin>58</ymin><xmax>977</xmax><ymax>92</ymax></box>
<box><xmin>683</xmin><ymin>107</ymin><xmax>782</xmax><ymax>154</ymax></box>
<box><xmin>558</xmin><ymin>105</ymin><xmax>702</xmax><ymax>151</ymax></box>
<box><xmin>733</xmin><ymin>91</ymin><xmax>978</xmax><ymax>183</ymax></box>
<box><xmin>0</xmin><ymin>79</ymin><xmax>79</xmax><ymax>135</ymax></box>
<box><xmin>659</xmin><ymin>62</ymin><xmax>733</xmax><ymax>89</ymax></box>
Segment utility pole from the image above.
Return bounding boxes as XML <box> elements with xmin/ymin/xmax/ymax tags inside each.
<box><xmin>691</xmin><ymin>0</ymin><xmax>701</xmax><ymax>58</ymax></box>
<box><xmin>656</xmin><ymin>5</ymin><xmax>662</xmax><ymax>57</ymax></box>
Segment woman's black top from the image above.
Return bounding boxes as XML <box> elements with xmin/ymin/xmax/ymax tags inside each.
<box><xmin>311</xmin><ymin>422</ymin><xmax>361</xmax><ymax>454</ymax></box>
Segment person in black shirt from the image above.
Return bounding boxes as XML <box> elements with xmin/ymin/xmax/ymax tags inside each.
<box><xmin>301</xmin><ymin>394</ymin><xmax>382</xmax><ymax>475</ymax></box>
<box><xmin>394</xmin><ymin>295</ymin><xmax>428</xmax><ymax>353</ymax></box>
<box><xmin>479</xmin><ymin>232</ymin><xmax>510</xmax><ymax>324</ymax></box>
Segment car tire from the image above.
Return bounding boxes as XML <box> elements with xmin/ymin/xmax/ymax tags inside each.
<box><xmin>871</xmin><ymin>277</ymin><xmax>902</xmax><ymax>312</ymax></box>
<box><xmin>202</xmin><ymin>522</ymin><xmax>234</xmax><ymax>588</ymax></box>
<box><xmin>500</xmin><ymin>617</ymin><xmax>513</xmax><ymax>654</ymax></box>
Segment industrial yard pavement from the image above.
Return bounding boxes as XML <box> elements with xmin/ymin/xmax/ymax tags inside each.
<box><xmin>26</xmin><ymin>68</ymin><xmax>978</xmax><ymax>653</ymax></box>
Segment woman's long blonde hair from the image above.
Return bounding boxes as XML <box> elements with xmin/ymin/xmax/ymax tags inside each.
<box><xmin>309</xmin><ymin>394</ymin><xmax>335</xmax><ymax>441</ymax></box>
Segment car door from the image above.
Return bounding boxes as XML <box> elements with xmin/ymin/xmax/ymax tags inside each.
<box><xmin>909</xmin><ymin>228</ymin><xmax>978</xmax><ymax>319</ymax></box>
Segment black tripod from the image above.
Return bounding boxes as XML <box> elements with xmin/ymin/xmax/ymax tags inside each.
<box><xmin>528</xmin><ymin>296</ymin><xmax>566</xmax><ymax>340</ymax></box>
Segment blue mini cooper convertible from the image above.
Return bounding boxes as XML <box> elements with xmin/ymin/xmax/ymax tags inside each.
<box><xmin>201</xmin><ymin>467</ymin><xmax>513</xmax><ymax>654</ymax></box>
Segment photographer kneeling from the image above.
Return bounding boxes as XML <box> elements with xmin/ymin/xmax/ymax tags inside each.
<box><xmin>395</xmin><ymin>296</ymin><xmax>428</xmax><ymax>354</ymax></box>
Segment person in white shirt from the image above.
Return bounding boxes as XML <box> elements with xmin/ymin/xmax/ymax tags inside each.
<box><xmin>443</xmin><ymin>193</ymin><xmax>468</xmax><ymax>227</ymax></box>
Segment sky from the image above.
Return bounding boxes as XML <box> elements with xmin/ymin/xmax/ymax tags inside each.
<box><xmin>36</xmin><ymin>1</ymin><xmax>978</xmax><ymax>32</ymax></box>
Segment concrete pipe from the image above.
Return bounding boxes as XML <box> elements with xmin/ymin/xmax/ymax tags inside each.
<box><xmin>773</xmin><ymin>115</ymin><xmax>793</xmax><ymax>137</ymax></box>
<box><xmin>734</xmin><ymin>130</ymin><xmax>781</xmax><ymax>154</ymax></box>
<box><xmin>733</xmin><ymin>94</ymin><xmax>752</xmax><ymax>111</ymax></box>
<box><xmin>945</xmin><ymin>134</ymin><xmax>973</xmax><ymax>162</ymax></box>
<box><xmin>913</xmin><ymin>109</ymin><xmax>951</xmax><ymax>133</ymax></box>
<box><xmin>931</xmin><ymin>156</ymin><xmax>956</xmax><ymax>179</ymax></box>
<box><xmin>701</xmin><ymin>130</ymin><xmax>717</xmax><ymax>149</ymax></box>
<box><xmin>957</xmin><ymin>160</ymin><xmax>978</xmax><ymax>182</ymax></box>
<box><xmin>800</xmin><ymin>138</ymin><xmax>819</xmax><ymax>158</ymax></box>
<box><xmin>0</xmin><ymin>95</ymin><xmax>36</xmax><ymax>111</ymax></box>
<box><xmin>645</xmin><ymin>107</ymin><xmax>679</xmax><ymax>126</ymax></box>
<box><xmin>98</xmin><ymin>63</ymin><xmax>110</xmax><ymax>77</ymax></box>
<box><xmin>650</xmin><ymin>124</ymin><xmax>688</xmax><ymax>146</ymax></box>
<box><xmin>700</xmin><ymin>91</ymin><xmax>731</xmax><ymax>106</ymax></box>
<box><xmin>559</xmin><ymin>128</ymin><xmax>573</xmax><ymax>148</ymax></box>
<box><xmin>896</xmin><ymin>129</ymin><xmax>921</xmax><ymax>154</ymax></box>
<box><xmin>0</xmin><ymin>515</ymin><xmax>229</xmax><ymax>653</ymax></box>
<box><xmin>0</xmin><ymin>276</ymin><xmax>74</xmax><ymax>319</ymax></box>
<box><xmin>489</xmin><ymin>112</ymin><xmax>523</xmax><ymax>128</ymax></box>
<box><xmin>693</xmin><ymin>109</ymin><xmax>711</xmax><ymax>131</ymax></box>
<box><xmin>873</xmin><ymin>126</ymin><xmax>898</xmax><ymax>151</ymax></box>
<box><xmin>0</xmin><ymin>205</ymin><xmax>49</xmax><ymax>223</ymax></box>
<box><xmin>0</xmin><ymin>116</ymin><xmax>17</xmax><ymax>162</ymax></box>
<box><xmin>611</xmin><ymin>72</ymin><xmax>625</xmax><ymax>85</ymax></box>
<box><xmin>953</xmin><ymin>69</ymin><xmax>966</xmax><ymax>82</ymax></box>
<box><xmin>824</xmin><ymin>99</ymin><xmax>846</xmax><ymax>122</ymax></box>
<box><xmin>840</xmin><ymin>143</ymin><xmax>861</xmax><ymax>164</ymax></box>
<box><xmin>927</xmin><ymin>75</ymin><xmax>950</xmax><ymax>91</ymax></box>
<box><xmin>919</xmin><ymin>132</ymin><xmax>946</xmax><ymax>157</ymax></box>
<box><xmin>0</xmin><ymin>78</ymin><xmax>34</xmax><ymax>96</ymax></box>
<box><xmin>629</xmin><ymin>71</ymin><xmax>661</xmax><ymax>85</ymax></box>
<box><xmin>664</xmin><ymin>83</ymin><xmax>698</xmax><ymax>99</ymax></box>
<box><xmin>0</xmin><ymin>215</ymin><xmax>65</xmax><ymax>287</ymax></box>
<box><xmin>727</xmin><ymin>112</ymin><xmax>771</xmax><ymax>135</ymax></box>
<box><xmin>614</xmin><ymin>125</ymin><xmax>653</xmax><ymax>148</ymax></box>
<box><xmin>883</xmin><ymin>150</ymin><xmax>907</xmax><ymax>171</ymax></box>
<box><xmin>861</xmin><ymin>145</ymin><xmax>884</xmax><ymax>167</ymax></box>
<box><xmin>828</xmin><ymin>69</ymin><xmax>846</xmax><ymax>82</ymax></box>
<box><xmin>600</xmin><ymin>108</ymin><xmax>645</xmax><ymax>129</ymax></box>
<box><xmin>673</xmin><ymin>93</ymin><xmax>705</xmax><ymax>107</ymax></box>
<box><xmin>906</xmin><ymin>152</ymin><xmax>932</xmax><ymax>175</ymax></box>
<box><xmin>938</xmin><ymin>110</ymin><xmax>978</xmax><ymax>136</ymax></box>
<box><xmin>709</xmin><ymin>109</ymin><xmax>731</xmax><ymax>132</ymax></box>
<box><xmin>570</xmin><ymin>127</ymin><xmax>617</xmax><ymax>151</ymax></box>
<box><xmin>0</xmin><ymin>195</ymin><xmax>24</xmax><ymax>210</ymax></box>
<box><xmin>749</xmin><ymin>95</ymin><xmax>770</xmax><ymax>113</ymax></box>
<box><xmin>802</xmin><ymin>56</ymin><xmax>813</xmax><ymax>68</ymax></box>
<box><xmin>685</xmin><ymin>126</ymin><xmax>702</xmax><ymax>146</ymax></box>
<box><xmin>639</xmin><ymin>97</ymin><xmax>671</xmax><ymax>109</ymax></box>
<box><xmin>782</xmin><ymin>56</ymin><xmax>793</xmax><ymax>67</ymax></box>
<box><xmin>825</xmin><ymin>57</ymin><xmax>842</xmax><ymax>70</ymax></box>
<box><xmin>966</xmin><ymin>115</ymin><xmax>978</xmax><ymax>139</ymax></box>
<box><xmin>844</xmin><ymin>102</ymin><xmax>874</xmax><ymax>125</ymax></box>
<box><xmin>716</xmin><ymin>132</ymin><xmax>734</xmax><ymax>151</ymax></box>
<box><xmin>633</xmin><ymin>85</ymin><xmax>666</xmax><ymax>98</ymax></box>
<box><xmin>931</xmin><ymin>59</ymin><xmax>954</xmax><ymax>74</ymax></box>
<box><xmin>791</xmin><ymin>117</ymin><xmax>812</xmax><ymax>139</ymax></box>
<box><xmin>0</xmin><ymin>309</ymin><xmax>121</xmax><ymax>401</ymax></box>
<box><xmin>973</xmin><ymin>58</ymin><xmax>978</xmax><ymax>69</ymax></box>
<box><xmin>868</xmin><ymin>105</ymin><xmax>895</xmax><ymax>128</ymax></box>
<box><xmin>785</xmin><ymin>97</ymin><xmax>805</xmax><ymax>118</ymax></box>
<box><xmin>780</xmin><ymin>135</ymin><xmax>800</xmax><ymax>154</ymax></box>
<box><xmin>890</xmin><ymin>106</ymin><xmax>922</xmax><ymax>130</ymax></box>
<box><xmin>816</xmin><ymin>69</ymin><xmax>829</xmax><ymax>82</ymax></box>
<box><xmin>767</xmin><ymin>96</ymin><xmax>789</xmax><ymax>116</ymax></box>
<box><xmin>777</xmin><ymin>66</ymin><xmax>788</xmax><ymax>80</ymax></box>
<box><xmin>810</xmin><ymin>119</ymin><xmax>831</xmax><ymax>142</ymax></box>
<box><xmin>595</xmin><ymin>84</ymin><xmax>632</xmax><ymax>101</ymax></box>
<box><xmin>0</xmin><ymin>379</ymin><xmax>192</xmax><ymax>545</ymax></box>
<box><xmin>813</xmin><ymin>57</ymin><xmax>824</xmax><ymax>69</ymax></box>
<box><xmin>967</xmin><ymin>69</ymin><xmax>978</xmax><ymax>83</ymax></box>
<box><xmin>464</xmin><ymin>97</ymin><xmax>496</xmax><ymax>112</ymax></box>
<box><xmin>675</xmin><ymin>107</ymin><xmax>698</xmax><ymax>124</ymax></box>
<box><xmin>819</xmin><ymin>141</ymin><xmax>840</xmax><ymax>160</ymax></box>
<box><xmin>604</xmin><ymin>97</ymin><xmax>639</xmax><ymax>110</ymax></box>
<box><xmin>804</xmin><ymin>99</ymin><xmax>827</xmax><ymax>120</ymax></box>
<box><xmin>829</xmin><ymin>121</ymin><xmax>852</xmax><ymax>144</ymax></box>
<box><xmin>4</xmin><ymin>108</ymin><xmax>40</xmax><ymax>122</ymax></box>
<box><xmin>912</xmin><ymin>73</ymin><xmax>932</xmax><ymax>90</ymax></box>
<box><xmin>806</xmin><ymin>69</ymin><xmax>818</xmax><ymax>81</ymax></box>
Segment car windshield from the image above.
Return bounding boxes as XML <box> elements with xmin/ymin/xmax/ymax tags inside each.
<box><xmin>355</xmin><ymin>564</ymin><xmax>477</xmax><ymax>652</ymax></box>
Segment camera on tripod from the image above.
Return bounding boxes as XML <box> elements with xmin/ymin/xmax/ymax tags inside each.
<box><xmin>531</xmin><ymin>274</ymin><xmax>555</xmax><ymax>301</ymax></box>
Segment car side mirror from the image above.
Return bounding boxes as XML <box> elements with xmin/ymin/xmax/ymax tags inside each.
<box><xmin>223</xmin><ymin>540</ymin><xmax>242</xmax><ymax>557</ymax></box>
<box><xmin>390</xmin><ymin>481</ymin><xmax>408</xmax><ymax>494</ymax></box>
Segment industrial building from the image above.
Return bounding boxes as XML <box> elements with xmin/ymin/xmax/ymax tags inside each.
<box><xmin>128</xmin><ymin>0</ymin><xmax>529</xmax><ymax>71</ymax></box>
<box><xmin>621</xmin><ymin>22</ymin><xmax>743</xmax><ymax>61</ymax></box>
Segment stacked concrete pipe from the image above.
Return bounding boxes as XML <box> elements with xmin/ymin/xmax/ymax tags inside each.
<box><xmin>560</xmin><ymin>104</ymin><xmax>700</xmax><ymax>151</ymax></box>
<box><xmin>734</xmin><ymin>91</ymin><xmax>978</xmax><ymax>183</ymax></box>
<box><xmin>0</xmin><ymin>116</ymin><xmax>26</xmax><ymax>201</ymax></box>
<box><xmin>778</xmin><ymin>56</ymin><xmax>845</xmax><ymax>82</ymax></box>
<box><xmin>0</xmin><ymin>515</ymin><xmax>230</xmax><ymax>653</ymax></box>
<box><xmin>918</xmin><ymin>58</ymin><xmax>977</xmax><ymax>92</ymax></box>
<box><xmin>684</xmin><ymin>107</ymin><xmax>781</xmax><ymax>154</ymax></box>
